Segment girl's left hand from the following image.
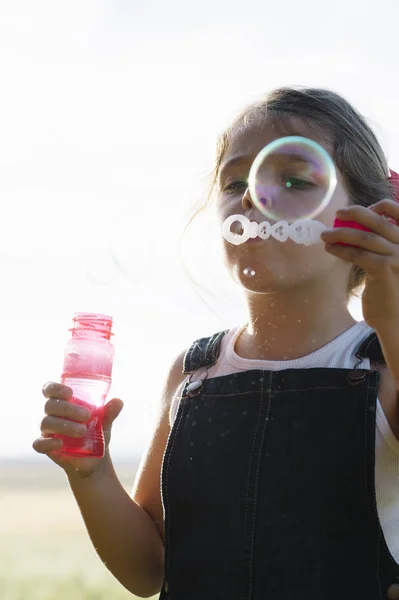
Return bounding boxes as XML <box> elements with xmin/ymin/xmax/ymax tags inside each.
<box><xmin>320</xmin><ymin>200</ymin><xmax>399</xmax><ymax>332</ymax></box>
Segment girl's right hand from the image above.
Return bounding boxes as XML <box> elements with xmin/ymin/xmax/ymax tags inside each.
<box><xmin>32</xmin><ymin>381</ymin><xmax>124</xmax><ymax>479</ymax></box>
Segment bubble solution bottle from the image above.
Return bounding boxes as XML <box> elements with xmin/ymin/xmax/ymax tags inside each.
<box><xmin>53</xmin><ymin>312</ymin><xmax>115</xmax><ymax>458</ymax></box>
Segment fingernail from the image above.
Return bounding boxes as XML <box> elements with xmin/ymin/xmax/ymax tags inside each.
<box><xmin>382</xmin><ymin>212</ymin><xmax>396</xmax><ymax>224</ymax></box>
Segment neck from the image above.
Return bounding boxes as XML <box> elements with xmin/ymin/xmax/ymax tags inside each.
<box><xmin>236</xmin><ymin>280</ymin><xmax>357</xmax><ymax>361</ymax></box>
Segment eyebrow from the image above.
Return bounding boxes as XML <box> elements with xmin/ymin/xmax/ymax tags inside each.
<box><xmin>218</xmin><ymin>151</ymin><xmax>322</xmax><ymax>183</ymax></box>
<box><xmin>218</xmin><ymin>155</ymin><xmax>254</xmax><ymax>182</ymax></box>
<box><xmin>266</xmin><ymin>153</ymin><xmax>322</xmax><ymax>171</ymax></box>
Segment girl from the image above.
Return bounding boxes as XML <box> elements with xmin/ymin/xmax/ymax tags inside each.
<box><xmin>34</xmin><ymin>87</ymin><xmax>399</xmax><ymax>599</ymax></box>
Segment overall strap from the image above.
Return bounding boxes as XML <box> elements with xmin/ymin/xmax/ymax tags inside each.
<box><xmin>183</xmin><ymin>330</ymin><xmax>229</xmax><ymax>374</ymax></box>
<box><xmin>355</xmin><ymin>330</ymin><xmax>385</xmax><ymax>364</ymax></box>
<box><xmin>182</xmin><ymin>328</ymin><xmax>386</xmax><ymax>375</ymax></box>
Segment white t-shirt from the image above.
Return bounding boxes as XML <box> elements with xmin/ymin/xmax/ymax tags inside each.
<box><xmin>169</xmin><ymin>321</ymin><xmax>399</xmax><ymax>564</ymax></box>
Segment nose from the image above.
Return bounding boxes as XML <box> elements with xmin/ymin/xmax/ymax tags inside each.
<box><xmin>241</xmin><ymin>187</ymin><xmax>255</xmax><ymax>211</ymax></box>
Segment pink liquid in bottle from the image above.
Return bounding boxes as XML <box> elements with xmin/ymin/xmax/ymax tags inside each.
<box><xmin>52</xmin><ymin>312</ymin><xmax>115</xmax><ymax>458</ymax></box>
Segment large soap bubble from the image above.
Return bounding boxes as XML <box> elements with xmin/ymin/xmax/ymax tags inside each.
<box><xmin>248</xmin><ymin>136</ymin><xmax>337</xmax><ymax>222</ymax></box>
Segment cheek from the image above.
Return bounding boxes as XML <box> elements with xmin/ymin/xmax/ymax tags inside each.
<box><xmin>317</xmin><ymin>183</ymin><xmax>350</xmax><ymax>226</ymax></box>
<box><xmin>216</xmin><ymin>195</ymin><xmax>241</xmax><ymax>220</ymax></box>
<box><xmin>216</xmin><ymin>204</ymin><xmax>228</xmax><ymax>225</ymax></box>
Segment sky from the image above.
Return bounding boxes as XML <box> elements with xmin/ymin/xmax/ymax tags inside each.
<box><xmin>1</xmin><ymin>0</ymin><xmax>398</xmax><ymax>459</ymax></box>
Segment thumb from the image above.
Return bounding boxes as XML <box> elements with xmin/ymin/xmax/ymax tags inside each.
<box><xmin>102</xmin><ymin>398</ymin><xmax>124</xmax><ymax>430</ymax></box>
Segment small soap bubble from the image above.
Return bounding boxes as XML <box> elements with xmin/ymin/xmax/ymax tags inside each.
<box><xmin>243</xmin><ymin>267</ymin><xmax>256</xmax><ymax>277</ymax></box>
<box><xmin>248</xmin><ymin>136</ymin><xmax>337</xmax><ymax>222</ymax></box>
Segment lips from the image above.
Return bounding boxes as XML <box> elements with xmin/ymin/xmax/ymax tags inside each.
<box><xmin>245</xmin><ymin>236</ymin><xmax>264</xmax><ymax>244</ymax></box>
<box><xmin>225</xmin><ymin>215</ymin><xmax>262</xmax><ymax>244</ymax></box>
<box><xmin>231</xmin><ymin>223</ymin><xmax>245</xmax><ymax>235</ymax></box>
<box><xmin>229</xmin><ymin>223</ymin><xmax>263</xmax><ymax>244</ymax></box>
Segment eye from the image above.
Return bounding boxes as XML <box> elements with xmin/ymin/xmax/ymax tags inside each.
<box><xmin>282</xmin><ymin>176</ymin><xmax>315</xmax><ymax>190</ymax></box>
<box><xmin>223</xmin><ymin>181</ymin><xmax>248</xmax><ymax>194</ymax></box>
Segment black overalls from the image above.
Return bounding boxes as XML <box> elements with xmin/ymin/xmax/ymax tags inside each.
<box><xmin>160</xmin><ymin>329</ymin><xmax>399</xmax><ymax>599</ymax></box>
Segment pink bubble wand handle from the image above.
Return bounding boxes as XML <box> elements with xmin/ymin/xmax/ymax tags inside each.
<box><xmin>333</xmin><ymin>214</ymin><xmax>396</xmax><ymax>248</ymax></box>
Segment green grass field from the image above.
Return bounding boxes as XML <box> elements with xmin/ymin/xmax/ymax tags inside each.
<box><xmin>0</xmin><ymin>458</ymin><xmax>159</xmax><ymax>600</ymax></box>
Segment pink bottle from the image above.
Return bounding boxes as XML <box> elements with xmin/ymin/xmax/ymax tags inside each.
<box><xmin>52</xmin><ymin>312</ymin><xmax>115</xmax><ymax>458</ymax></box>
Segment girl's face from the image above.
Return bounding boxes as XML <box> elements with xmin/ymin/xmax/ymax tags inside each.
<box><xmin>215</xmin><ymin>116</ymin><xmax>353</xmax><ymax>294</ymax></box>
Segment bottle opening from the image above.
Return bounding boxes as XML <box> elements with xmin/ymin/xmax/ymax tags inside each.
<box><xmin>69</xmin><ymin>312</ymin><xmax>114</xmax><ymax>340</ymax></box>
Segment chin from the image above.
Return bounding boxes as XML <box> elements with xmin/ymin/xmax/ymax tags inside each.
<box><xmin>233</xmin><ymin>265</ymin><xmax>290</xmax><ymax>294</ymax></box>
<box><xmin>233</xmin><ymin>257</ymin><xmax>329</xmax><ymax>294</ymax></box>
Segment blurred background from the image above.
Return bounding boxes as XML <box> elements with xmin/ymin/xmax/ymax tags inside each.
<box><xmin>1</xmin><ymin>0</ymin><xmax>398</xmax><ymax>598</ymax></box>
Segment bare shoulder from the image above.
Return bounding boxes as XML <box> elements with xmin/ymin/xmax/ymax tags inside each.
<box><xmin>375</xmin><ymin>362</ymin><xmax>399</xmax><ymax>440</ymax></box>
<box><xmin>132</xmin><ymin>349</ymin><xmax>188</xmax><ymax>542</ymax></box>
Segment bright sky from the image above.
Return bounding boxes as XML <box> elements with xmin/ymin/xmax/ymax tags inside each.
<box><xmin>1</xmin><ymin>0</ymin><xmax>398</xmax><ymax>459</ymax></box>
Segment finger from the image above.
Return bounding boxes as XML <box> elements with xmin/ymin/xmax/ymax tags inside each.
<box><xmin>32</xmin><ymin>436</ymin><xmax>63</xmax><ymax>454</ymax></box>
<box><xmin>368</xmin><ymin>198</ymin><xmax>399</xmax><ymax>221</ymax></box>
<box><xmin>321</xmin><ymin>226</ymin><xmax>394</xmax><ymax>255</ymax></box>
<box><xmin>40</xmin><ymin>415</ymin><xmax>87</xmax><ymax>438</ymax></box>
<box><xmin>44</xmin><ymin>398</ymin><xmax>91</xmax><ymax>422</ymax></box>
<box><xmin>324</xmin><ymin>243</ymin><xmax>392</xmax><ymax>272</ymax></box>
<box><xmin>335</xmin><ymin>204</ymin><xmax>399</xmax><ymax>244</ymax></box>
<box><xmin>42</xmin><ymin>381</ymin><xmax>73</xmax><ymax>401</ymax></box>
<box><xmin>102</xmin><ymin>398</ymin><xmax>124</xmax><ymax>430</ymax></box>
